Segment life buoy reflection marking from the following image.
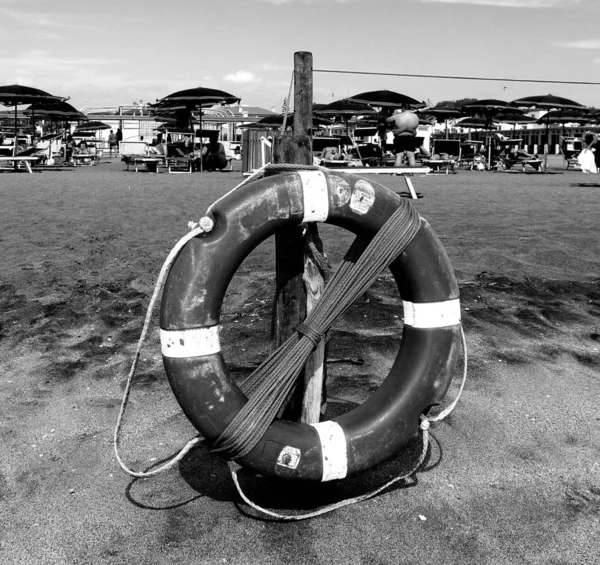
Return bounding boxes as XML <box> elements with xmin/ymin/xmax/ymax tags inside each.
<box><xmin>299</xmin><ymin>170</ymin><xmax>329</xmax><ymax>223</ymax></box>
<box><xmin>402</xmin><ymin>299</ymin><xmax>461</xmax><ymax>329</ymax></box>
<box><xmin>311</xmin><ymin>421</ymin><xmax>348</xmax><ymax>482</ymax></box>
<box><xmin>160</xmin><ymin>326</ymin><xmax>221</xmax><ymax>358</ymax></box>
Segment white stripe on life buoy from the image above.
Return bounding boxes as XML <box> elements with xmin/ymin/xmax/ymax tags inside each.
<box><xmin>299</xmin><ymin>170</ymin><xmax>329</xmax><ymax>223</ymax></box>
<box><xmin>310</xmin><ymin>421</ymin><xmax>348</xmax><ymax>482</ymax></box>
<box><xmin>402</xmin><ymin>299</ymin><xmax>461</xmax><ymax>328</ymax></box>
<box><xmin>160</xmin><ymin>326</ymin><xmax>221</xmax><ymax>358</ymax></box>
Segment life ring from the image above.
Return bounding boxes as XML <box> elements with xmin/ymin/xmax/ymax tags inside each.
<box><xmin>160</xmin><ymin>170</ymin><xmax>461</xmax><ymax>482</ymax></box>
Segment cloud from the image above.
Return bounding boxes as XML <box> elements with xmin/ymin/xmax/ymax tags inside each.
<box><xmin>223</xmin><ymin>71</ymin><xmax>262</xmax><ymax>84</ymax></box>
<box><xmin>0</xmin><ymin>7</ymin><xmax>101</xmax><ymax>30</ymax></box>
<box><xmin>556</xmin><ymin>39</ymin><xmax>600</xmax><ymax>49</ymax></box>
<box><xmin>421</xmin><ymin>0</ymin><xmax>583</xmax><ymax>7</ymax></box>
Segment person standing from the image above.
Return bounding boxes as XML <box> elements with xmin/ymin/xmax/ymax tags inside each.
<box><xmin>108</xmin><ymin>129</ymin><xmax>118</xmax><ymax>157</ymax></box>
<box><xmin>386</xmin><ymin>108</ymin><xmax>419</xmax><ymax>167</ymax></box>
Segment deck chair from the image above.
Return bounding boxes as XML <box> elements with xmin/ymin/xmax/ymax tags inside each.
<box><xmin>422</xmin><ymin>139</ymin><xmax>461</xmax><ymax>174</ymax></box>
<box><xmin>560</xmin><ymin>136</ymin><xmax>582</xmax><ymax>170</ymax></box>
<box><xmin>458</xmin><ymin>140</ymin><xmax>485</xmax><ymax>170</ymax></box>
<box><xmin>492</xmin><ymin>133</ymin><xmax>543</xmax><ymax>172</ymax></box>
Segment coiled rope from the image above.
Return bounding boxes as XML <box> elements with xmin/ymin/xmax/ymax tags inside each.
<box><xmin>211</xmin><ymin>200</ymin><xmax>421</xmax><ymax>459</ymax></box>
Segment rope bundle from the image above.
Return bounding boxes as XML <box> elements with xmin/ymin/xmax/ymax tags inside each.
<box><xmin>211</xmin><ymin>200</ymin><xmax>421</xmax><ymax>459</ymax></box>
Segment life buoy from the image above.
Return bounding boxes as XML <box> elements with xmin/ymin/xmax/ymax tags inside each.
<box><xmin>160</xmin><ymin>170</ymin><xmax>461</xmax><ymax>482</ymax></box>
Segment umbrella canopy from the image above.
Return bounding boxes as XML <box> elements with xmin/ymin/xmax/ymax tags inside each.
<box><xmin>493</xmin><ymin>111</ymin><xmax>535</xmax><ymax>125</ymax></box>
<box><xmin>462</xmin><ymin>98</ymin><xmax>514</xmax><ymax>114</ymax></box>
<box><xmin>535</xmin><ymin>108</ymin><xmax>590</xmax><ymax>125</ymax></box>
<box><xmin>25</xmin><ymin>101</ymin><xmax>86</xmax><ymax>121</ymax></box>
<box><xmin>0</xmin><ymin>84</ymin><xmax>66</xmax><ymax>157</ymax></box>
<box><xmin>417</xmin><ymin>105</ymin><xmax>464</xmax><ymax>121</ymax></box>
<box><xmin>315</xmin><ymin>99</ymin><xmax>376</xmax><ymax>117</ymax></box>
<box><xmin>151</xmin><ymin>87</ymin><xmax>240</xmax><ymax>110</ymax></box>
<box><xmin>348</xmin><ymin>89</ymin><xmax>421</xmax><ymax>109</ymax></box>
<box><xmin>238</xmin><ymin>113</ymin><xmax>332</xmax><ymax>130</ymax></box>
<box><xmin>0</xmin><ymin>84</ymin><xmax>66</xmax><ymax>107</ymax></box>
<box><xmin>74</xmin><ymin>120</ymin><xmax>111</xmax><ymax>132</ymax></box>
<box><xmin>510</xmin><ymin>93</ymin><xmax>585</xmax><ymax>111</ymax></box>
<box><xmin>456</xmin><ymin>116</ymin><xmax>497</xmax><ymax>129</ymax></box>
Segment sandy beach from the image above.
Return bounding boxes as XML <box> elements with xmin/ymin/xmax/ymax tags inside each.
<box><xmin>1</xmin><ymin>157</ymin><xmax>599</xmax><ymax>565</ymax></box>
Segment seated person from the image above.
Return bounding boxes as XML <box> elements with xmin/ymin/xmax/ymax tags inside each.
<box><xmin>75</xmin><ymin>141</ymin><xmax>89</xmax><ymax>155</ymax></box>
<box><xmin>174</xmin><ymin>136</ymin><xmax>193</xmax><ymax>157</ymax></box>
<box><xmin>506</xmin><ymin>146</ymin><xmax>538</xmax><ymax>161</ymax></box>
<box><xmin>320</xmin><ymin>146</ymin><xmax>350</xmax><ymax>161</ymax></box>
<box><xmin>198</xmin><ymin>132</ymin><xmax>228</xmax><ymax>171</ymax></box>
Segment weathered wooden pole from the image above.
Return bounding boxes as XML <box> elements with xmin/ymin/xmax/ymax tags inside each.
<box><xmin>272</xmin><ymin>52</ymin><xmax>325</xmax><ymax>423</ymax></box>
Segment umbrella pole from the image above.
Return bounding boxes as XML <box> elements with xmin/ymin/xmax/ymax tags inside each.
<box><xmin>544</xmin><ymin>117</ymin><xmax>549</xmax><ymax>174</ymax></box>
<box><xmin>13</xmin><ymin>105</ymin><xmax>18</xmax><ymax>159</ymax></box>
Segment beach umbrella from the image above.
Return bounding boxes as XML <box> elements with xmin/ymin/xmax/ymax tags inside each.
<box><xmin>511</xmin><ymin>94</ymin><xmax>586</xmax><ymax>171</ymax></box>
<box><xmin>493</xmin><ymin>111</ymin><xmax>536</xmax><ymax>133</ymax></box>
<box><xmin>535</xmin><ymin>108</ymin><xmax>591</xmax><ymax>142</ymax></box>
<box><xmin>461</xmin><ymin>99</ymin><xmax>514</xmax><ymax>127</ymax></box>
<box><xmin>24</xmin><ymin>101</ymin><xmax>87</xmax><ymax>135</ymax></box>
<box><xmin>315</xmin><ymin>99</ymin><xmax>376</xmax><ymax>136</ymax></box>
<box><xmin>74</xmin><ymin>120</ymin><xmax>111</xmax><ymax>132</ymax></box>
<box><xmin>417</xmin><ymin>105</ymin><xmax>464</xmax><ymax>139</ymax></box>
<box><xmin>461</xmin><ymin>100</ymin><xmax>515</xmax><ymax>168</ymax></box>
<box><xmin>349</xmin><ymin>89</ymin><xmax>421</xmax><ymax>109</ymax></box>
<box><xmin>151</xmin><ymin>87</ymin><xmax>240</xmax><ymax>170</ymax></box>
<box><xmin>348</xmin><ymin>90</ymin><xmax>422</xmax><ymax>163</ymax></box>
<box><xmin>242</xmin><ymin>113</ymin><xmax>332</xmax><ymax>128</ymax></box>
<box><xmin>0</xmin><ymin>84</ymin><xmax>66</xmax><ymax>157</ymax></box>
<box><xmin>511</xmin><ymin>93</ymin><xmax>585</xmax><ymax>111</ymax></box>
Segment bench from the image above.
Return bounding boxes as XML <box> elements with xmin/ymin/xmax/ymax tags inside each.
<box><xmin>0</xmin><ymin>156</ymin><xmax>40</xmax><ymax>173</ymax></box>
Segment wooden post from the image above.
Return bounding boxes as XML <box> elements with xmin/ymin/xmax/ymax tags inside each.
<box><xmin>273</xmin><ymin>52</ymin><xmax>325</xmax><ymax>424</ymax></box>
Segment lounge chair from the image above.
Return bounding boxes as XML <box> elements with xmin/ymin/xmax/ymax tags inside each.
<box><xmin>492</xmin><ymin>133</ymin><xmax>543</xmax><ymax>172</ymax></box>
<box><xmin>122</xmin><ymin>143</ymin><xmax>167</xmax><ymax>173</ymax></box>
<box><xmin>422</xmin><ymin>139</ymin><xmax>461</xmax><ymax>174</ymax></box>
<box><xmin>560</xmin><ymin>136</ymin><xmax>582</xmax><ymax>170</ymax></box>
<box><xmin>0</xmin><ymin>146</ymin><xmax>46</xmax><ymax>172</ymax></box>
<box><xmin>458</xmin><ymin>140</ymin><xmax>485</xmax><ymax>170</ymax></box>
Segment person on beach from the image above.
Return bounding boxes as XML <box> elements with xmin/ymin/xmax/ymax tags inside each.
<box><xmin>199</xmin><ymin>131</ymin><xmax>227</xmax><ymax>171</ymax></box>
<box><xmin>578</xmin><ymin>132</ymin><xmax>600</xmax><ymax>173</ymax></box>
<box><xmin>108</xmin><ymin>130</ymin><xmax>118</xmax><ymax>157</ymax></box>
<box><xmin>386</xmin><ymin>108</ymin><xmax>419</xmax><ymax>167</ymax></box>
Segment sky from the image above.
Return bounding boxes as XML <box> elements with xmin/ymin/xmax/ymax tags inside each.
<box><xmin>2</xmin><ymin>0</ymin><xmax>600</xmax><ymax>112</ymax></box>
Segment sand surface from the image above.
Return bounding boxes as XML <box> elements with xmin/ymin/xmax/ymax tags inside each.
<box><xmin>0</xmin><ymin>157</ymin><xmax>599</xmax><ymax>564</ymax></box>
